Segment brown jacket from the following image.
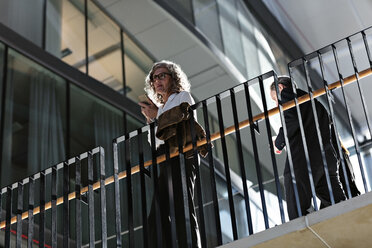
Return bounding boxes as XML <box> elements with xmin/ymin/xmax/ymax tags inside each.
<box><xmin>156</xmin><ymin>102</ymin><xmax>209</xmax><ymax>158</ymax></box>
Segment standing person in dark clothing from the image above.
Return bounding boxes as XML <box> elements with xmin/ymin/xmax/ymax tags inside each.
<box><xmin>270</xmin><ymin>76</ymin><xmax>346</xmax><ymax>220</ymax></box>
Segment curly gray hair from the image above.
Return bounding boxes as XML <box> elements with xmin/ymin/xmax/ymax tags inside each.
<box><xmin>144</xmin><ymin>60</ymin><xmax>191</xmax><ymax>105</ymax></box>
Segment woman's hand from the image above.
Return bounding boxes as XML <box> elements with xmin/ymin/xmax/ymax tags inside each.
<box><xmin>139</xmin><ymin>99</ymin><xmax>158</xmax><ymax>123</ymax></box>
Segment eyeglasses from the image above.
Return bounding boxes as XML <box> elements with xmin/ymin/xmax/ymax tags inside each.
<box><xmin>151</xmin><ymin>72</ymin><xmax>171</xmax><ymax>82</ymax></box>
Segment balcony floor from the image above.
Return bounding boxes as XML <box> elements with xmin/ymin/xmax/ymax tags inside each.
<box><xmin>220</xmin><ymin>190</ymin><xmax>372</xmax><ymax>248</ymax></box>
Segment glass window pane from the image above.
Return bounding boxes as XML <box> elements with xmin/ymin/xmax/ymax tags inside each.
<box><xmin>237</xmin><ymin>2</ymin><xmax>261</xmax><ymax>78</ymax></box>
<box><xmin>1</xmin><ymin>49</ymin><xmax>67</xmax><ymax>188</ymax></box>
<box><xmin>161</xmin><ymin>0</ymin><xmax>194</xmax><ymax>24</ymax></box>
<box><xmin>69</xmin><ymin>84</ymin><xmax>124</xmax><ymax>166</ymax></box>
<box><xmin>87</xmin><ymin>1</ymin><xmax>123</xmax><ymax>92</ymax></box>
<box><xmin>193</xmin><ymin>0</ymin><xmax>224</xmax><ymax>50</ymax></box>
<box><xmin>47</xmin><ymin>0</ymin><xmax>86</xmax><ymax>73</ymax></box>
<box><xmin>0</xmin><ymin>0</ymin><xmax>43</xmax><ymax>47</ymax></box>
<box><xmin>45</xmin><ymin>0</ymin><xmax>63</xmax><ymax>57</ymax></box>
<box><xmin>123</xmin><ymin>33</ymin><xmax>153</xmax><ymax>102</ymax></box>
<box><xmin>217</xmin><ymin>0</ymin><xmax>246</xmax><ymax>74</ymax></box>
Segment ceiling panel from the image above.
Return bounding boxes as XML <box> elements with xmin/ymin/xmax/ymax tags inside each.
<box><xmin>189</xmin><ymin>65</ymin><xmax>226</xmax><ymax>89</ymax></box>
<box><xmin>135</xmin><ymin>19</ymin><xmax>196</xmax><ymax>59</ymax></box>
<box><xmin>102</xmin><ymin>0</ymin><xmax>168</xmax><ymax>35</ymax></box>
<box><xmin>263</xmin><ymin>0</ymin><xmax>372</xmax><ymax>54</ymax></box>
<box><xmin>167</xmin><ymin>45</ymin><xmax>218</xmax><ymax>79</ymax></box>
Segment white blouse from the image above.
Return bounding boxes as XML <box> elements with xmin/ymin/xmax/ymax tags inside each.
<box><xmin>150</xmin><ymin>91</ymin><xmax>195</xmax><ymax>148</ymax></box>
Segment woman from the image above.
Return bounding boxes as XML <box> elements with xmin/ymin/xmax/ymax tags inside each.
<box><xmin>139</xmin><ymin>60</ymin><xmax>205</xmax><ymax>248</ymax></box>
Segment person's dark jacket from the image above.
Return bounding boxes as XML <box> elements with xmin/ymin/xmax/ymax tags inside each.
<box><xmin>156</xmin><ymin>102</ymin><xmax>208</xmax><ymax>158</ymax></box>
<box><xmin>275</xmin><ymin>87</ymin><xmax>335</xmax><ymax>174</ymax></box>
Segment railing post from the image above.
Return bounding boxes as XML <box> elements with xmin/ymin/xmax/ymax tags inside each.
<box><xmin>149</xmin><ymin>122</ymin><xmax>163</xmax><ymax>247</ymax></box>
<box><xmin>88</xmin><ymin>151</ymin><xmax>95</xmax><ymax>247</ymax></box>
<box><xmin>5</xmin><ymin>186</ymin><xmax>12</xmax><ymax>248</ymax></box>
<box><xmin>112</xmin><ymin>141</ymin><xmax>122</xmax><ymax>247</ymax></box>
<box><xmin>98</xmin><ymin>147</ymin><xmax>107</xmax><ymax>247</ymax></box>
<box><xmin>137</xmin><ymin>129</ymin><xmax>149</xmax><ymax>247</ymax></box>
<box><xmin>189</xmin><ymin>108</ymin><xmax>206</xmax><ymax>247</ymax></box>
<box><xmin>202</xmin><ymin>100</ymin><xmax>222</xmax><ymax>244</ymax></box>
<box><xmin>39</xmin><ymin>171</ymin><xmax>46</xmax><ymax>248</ymax></box>
<box><xmin>176</xmin><ymin>126</ymin><xmax>191</xmax><ymax>247</ymax></box>
<box><xmin>164</xmin><ymin>140</ymin><xmax>178</xmax><ymax>247</ymax></box>
<box><xmin>51</xmin><ymin>166</ymin><xmax>58</xmax><ymax>247</ymax></box>
<box><xmin>63</xmin><ymin>162</ymin><xmax>70</xmax><ymax>247</ymax></box>
<box><xmin>125</xmin><ymin>137</ymin><xmax>135</xmax><ymax>247</ymax></box>
<box><xmin>27</xmin><ymin>176</ymin><xmax>35</xmax><ymax>248</ymax></box>
<box><xmin>75</xmin><ymin>158</ymin><xmax>82</xmax><ymax>248</ymax></box>
<box><xmin>16</xmin><ymin>182</ymin><xmax>23</xmax><ymax>248</ymax></box>
<box><xmin>230</xmin><ymin>88</ymin><xmax>254</xmax><ymax>232</ymax></box>
<box><xmin>257</xmin><ymin>76</ymin><xmax>272</xmax><ymax>227</ymax></box>
<box><xmin>216</xmin><ymin>94</ymin><xmax>238</xmax><ymax>240</ymax></box>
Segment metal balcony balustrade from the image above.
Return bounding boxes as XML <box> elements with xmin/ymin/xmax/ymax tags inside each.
<box><xmin>1</xmin><ymin>27</ymin><xmax>372</xmax><ymax>247</ymax></box>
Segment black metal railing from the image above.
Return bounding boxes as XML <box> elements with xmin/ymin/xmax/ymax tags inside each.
<box><xmin>1</xmin><ymin>27</ymin><xmax>372</xmax><ymax>247</ymax></box>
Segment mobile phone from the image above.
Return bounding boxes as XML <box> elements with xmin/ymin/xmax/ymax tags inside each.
<box><xmin>138</xmin><ymin>94</ymin><xmax>150</xmax><ymax>105</ymax></box>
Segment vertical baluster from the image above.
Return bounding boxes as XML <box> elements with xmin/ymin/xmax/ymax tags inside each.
<box><xmin>75</xmin><ymin>158</ymin><xmax>82</xmax><ymax>248</ymax></box>
<box><xmin>137</xmin><ymin>129</ymin><xmax>149</xmax><ymax>247</ymax></box>
<box><xmin>202</xmin><ymin>101</ymin><xmax>222</xmax><ymax>244</ymax></box>
<box><xmin>16</xmin><ymin>182</ymin><xmax>23</xmax><ymax>248</ymax></box>
<box><xmin>164</xmin><ymin>140</ymin><xmax>177</xmax><ymax>247</ymax></box>
<box><xmin>230</xmin><ymin>88</ymin><xmax>254</xmax><ymax>232</ymax></box>
<box><xmin>125</xmin><ymin>137</ymin><xmax>134</xmax><ymax>247</ymax></box>
<box><xmin>149</xmin><ymin>122</ymin><xmax>163</xmax><ymax>247</ymax></box>
<box><xmin>39</xmin><ymin>172</ymin><xmax>45</xmax><ymax>248</ymax></box>
<box><xmin>99</xmin><ymin>147</ymin><xmax>107</xmax><ymax>247</ymax></box>
<box><xmin>216</xmin><ymin>94</ymin><xmax>238</xmax><ymax>240</ymax></box>
<box><xmin>112</xmin><ymin>141</ymin><xmax>122</xmax><ymax>247</ymax></box>
<box><xmin>51</xmin><ymin>166</ymin><xmax>58</xmax><ymax>248</ymax></box>
<box><xmin>256</xmin><ymin>76</ymin><xmax>272</xmax><ymax>227</ymax></box>
<box><xmin>176</xmin><ymin>129</ymin><xmax>191</xmax><ymax>247</ymax></box>
<box><xmin>63</xmin><ymin>162</ymin><xmax>70</xmax><ymax>247</ymax></box>
<box><xmin>87</xmin><ymin>151</ymin><xmax>95</xmax><ymax>247</ymax></box>
<box><xmin>5</xmin><ymin>186</ymin><xmax>12</xmax><ymax>248</ymax></box>
<box><xmin>189</xmin><ymin>108</ymin><xmax>206</xmax><ymax>246</ymax></box>
<box><xmin>27</xmin><ymin>176</ymin><xmax>35</xmax><ymax>248</ymax></box>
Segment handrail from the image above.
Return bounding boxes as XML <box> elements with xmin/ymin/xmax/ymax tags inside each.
<box><xmin>1</xmin><ymin>67</ymin><xmax>371</xmax><ymax>229</ymax></box>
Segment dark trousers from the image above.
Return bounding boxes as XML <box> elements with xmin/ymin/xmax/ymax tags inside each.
<box><xmin>284</xmin><ymin>148</ymin><xmax>346</xmax><ymax>220</ymax></box>
<box><xmin>148</xmin><ymin>152</ymin><xmax>201</xmax><ymax>248</ymax></box>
